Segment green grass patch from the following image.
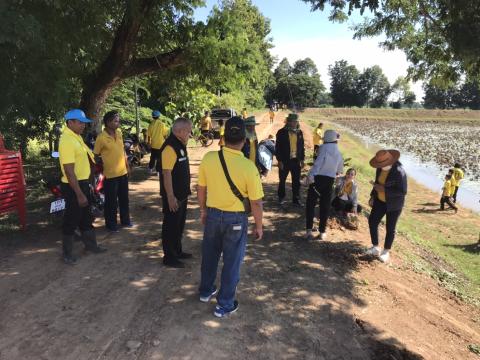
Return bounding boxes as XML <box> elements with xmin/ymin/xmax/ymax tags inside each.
<box><xmin>303</xmin><ymin>114</ymin><xmax>480</xmax><ymax>305</ymax></box>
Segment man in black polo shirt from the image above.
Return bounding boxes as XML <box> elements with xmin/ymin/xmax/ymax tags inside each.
<box><xmin>159</xmin><ymin>117</ymin><xmax>193</xmax><ymax>268</ymax></box>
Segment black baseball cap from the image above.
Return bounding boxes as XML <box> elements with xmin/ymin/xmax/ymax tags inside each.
<box><xmin>224</xmin><ymin>116</ymin><xmax>246</xmax><ymax>144</ymax></box>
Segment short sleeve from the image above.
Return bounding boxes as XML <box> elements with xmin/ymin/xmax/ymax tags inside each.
<box><xmin>198</xmin><ymin>156</ymin><xmax>207</xmax><ymax>187</ymax></box>
<box><xmin>59</xmin><ymin>138</ymin><xmax>75</xmax><ymax>165</ymax></box>
<box><xmin>93</xmin><ymin>134</ymin><xmax>103</xmax><ymax>155</ymax></box>
<box><xmin>245</xmin><ymin>165</ymin><xmax>264</xmax><ymax>201</ymax></box>
<box><xmin>161</xmin><ymin>145</ymin><xmax>177</xmax><ymax>170</ymax></box>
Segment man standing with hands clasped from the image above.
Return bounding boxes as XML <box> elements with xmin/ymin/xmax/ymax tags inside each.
<box><xmin>159</xmin><ymin>117</ymin><xmax>193</xmax><ymax>268</ymax></box>
<box><xmin>275</xmin><ymin>113</ymin><xmax>305</xmax><ymax>206</ymax></box>
<box><xmin>198</xmin><ymin>116</ymin><xmax>264</xmax><ymax>318</ymax></box>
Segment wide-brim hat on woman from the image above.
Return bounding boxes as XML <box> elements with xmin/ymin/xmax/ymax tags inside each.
<box><xmin>369</xmin><ymin>149</ymin><xmax>400</xmax><ymax>168</ymax></box>
<box><xmin>323</xmin><ymin>130</ymin><xmax>338</xmax><ymax>143</ymax></box>
<box><xmin>286</xmin><ymin>113</ymin><xmax>299</xmax><ymax>122</ymax></box>
<box><xmin>244</xmin><ymin>116</ymin><xmax>258</xmax><ymax>126</ymax></box>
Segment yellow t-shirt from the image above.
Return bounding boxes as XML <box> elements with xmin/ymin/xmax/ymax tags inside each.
<box><xmin>249</xmin><ymin>139</ymin><xmax>256</xmax><ymax>163</ymax></box>
<box><xmin>442</xmin><ymin>179</ymin><xmax>454</xmax><ymax>197</ymax></box>
<box><xmin>313</xmin><ymin>128</ymin><xmax>323</xmax><ymax>146</ymax></box>
<box><xmin>93</xmin><ymin>129</ymin><xmax>127</xmax><ymax>179</ymax></box>
<box><xmin>147</xmin><ymin>120</ymin><xmax>169</xmax><ymax>149</ymax></box>
<box><xmin>242</xmin><ymin>110</ymin><xmax>247</xmax><ymax>119</ymax></box>
<box><xmin>376</xmin><ymin>169</ymin><xmax>390</xmax><ymax>202</ymax></box>
<box><xmin>341</xmin><ymin>181</ymin><xmax>353</xmax><ymax>196</ymax></box>
<box><xmin>453</xmin><ymin>168</ymin><xmax>464</xmax><ymax>186</ymax></box>
<box><xmin>219</xmin><ymin>126</ymin><xmax>225</xmax><ymax>146</ymax></box>
<box><xmin>161</xmin><ymin>145</ymin><xmax>177</xmax><ymax>170</ymax></box>
<box><xmin>59</xmin><ymin>127</ymin><xmax>94</xmax><ymax>183</ymax></box>
<box><xmin>198</xmin><ymin>147</ymin><xmax>264</xmax><ymax>212</ymax></box>
<box><xmin>288</xmin><ymin>131</ymin><xmax>297</xmax><ymax>159</ymax></box>
<box><xmin>200</xmin><ymin>116</ymin><xmax>212</xmax><ymax>131</ymax></box>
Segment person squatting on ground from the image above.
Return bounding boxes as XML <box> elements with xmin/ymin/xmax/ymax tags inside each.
<box><xmin>158</xmin><ymin>117</ymin><xmax>193</xmax><ymax>268</ymax></box>
<box><xmin>59</xmin><ymin>109</ymin><xmax>107</xmax><ymax>264</ymax></box>
<box><xmin>440</xmin><ymin>172</ymin><xmax>458</xmax><ymax>213</ymax></box>
<box><xmin>305</xmin><ymin>130</ymin><xmax>343</xmax><ymax>241</ymax></box>
<box><xmin>366</xmin><ymin>150</ymin><xmax>407</xmax><ymax>263</ymax></box>
<box><xmin>93</xmin><ymin>111</ymin><xmax>132</xmax><ymax>232</ymax></box>
<box><xmin>312</xmin><ymin>122</ymin><xmax>323</xmax><ymax>160</ymax></box>
<box><xmin>331</xmin><ymin>168</ymin><xmax>362</xmax><ymax>215</ymax></box>
<box><xmin>275</xmin><ymin>113</ymin><xmax>305</xmax><ymax>206</ymax></box>
<box><xmin>147</xmin><ymin>110</ymin><xmax>169</xmax><ymax>175</ymax></box>
<box><xmin>241</xmin><ymin>116</ymin><xmax>260</xmax><ymax>168</ymax></box>
<box><xmin>197</xmin><ymin>116</ymin><xmax>264</xmax><ymax>318</ymax></box>
<box><xmin>451</xmin><ymin>163</ymin><xmax>464</xmax><ymax>203</ymax></box>
<box><xmin>258</xmin><ymin>135</ymin><xmax>275</xmax><ymax>178</ymax></box>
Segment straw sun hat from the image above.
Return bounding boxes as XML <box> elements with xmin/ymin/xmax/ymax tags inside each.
<box><xmin>369</xmin><ymin>149</ymin><xmax>400</xmax><ymax>168</ymax></box>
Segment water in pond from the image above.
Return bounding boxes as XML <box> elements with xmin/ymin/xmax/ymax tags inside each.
<box><xmin>336</xmin><ymin>124</ymin><xmax>480</xmax><ymax>213</ymax></box>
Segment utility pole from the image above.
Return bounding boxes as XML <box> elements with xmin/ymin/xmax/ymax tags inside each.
<box><xmin>134</xmin><ymin>76</ymin><xmax>139</xmax><ymax>136</ymax></box>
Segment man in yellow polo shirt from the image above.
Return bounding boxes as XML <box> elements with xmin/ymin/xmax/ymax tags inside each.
<box><xmin>147</xmin><ymin>110</ymin><xmax>169</xmax><ymax>175</ymax></box>
<box><xmin>59</xmin><ymin>109</ymin><xmax>107</xmax><ymax>265</ymax></box>
<box><xmin>94</xmin><ymin>110</ymin><xmax>131</xmax><ymax>232</ymax></box>
<box><xmin>312</xmin><ymin>122</ymin><xmax>323</xmax><ymax>160</ymax></box>
<box><xmin>198</xmin><ymin>116</ymin><xmax>264</xmax><ymax>318</ymax></box>
<box><xmin>452</xmin><ymin>163</ymin><xmax>464</xmax><ymax>203</ymax></box>
<box><xmin>200</xmin><ymin>111</ymin><xmax>212</xmax><ymax>133</ymax></box>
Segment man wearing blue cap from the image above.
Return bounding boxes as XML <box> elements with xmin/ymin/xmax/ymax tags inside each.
<box><xmin>59</xmin><ymin>109</ymin><xmax>107</xmax><ymax>264</ymax></box>
<box><xmin>147</xmin><ymin>110</ymin><xmax>169</xmax><ymax>175</ymax></box>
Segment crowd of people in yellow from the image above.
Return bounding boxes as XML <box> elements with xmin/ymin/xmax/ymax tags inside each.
<box><xmin>56</xmin><ymin>106</ymin><xmax>466</xmax><ymax>317</ymax></box>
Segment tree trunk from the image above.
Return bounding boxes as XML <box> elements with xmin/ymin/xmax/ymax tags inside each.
<box><xmin>78</xmin><ymin>0</ymin><xmax>185</xmax><ymax>132</ymax></box>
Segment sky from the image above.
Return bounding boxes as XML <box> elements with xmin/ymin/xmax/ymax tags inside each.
<box><xmin>194</xmin><ymin>0</ymin><xmax>424</xmax><ymax>100</ymax></box>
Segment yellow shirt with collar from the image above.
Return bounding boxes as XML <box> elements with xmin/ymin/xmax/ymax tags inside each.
<box><xmin>288</xmin><ymin>131</ymin><xmax>297</xmax><ymax>159</ymax></box>
<box><xmin>93</xmin><ymin>129</ymin><xmax>127</xmax><ymax>179</ymax></box>
<box><xmin>442</xmin><ymin>179</ymin><xmax>454</xmax><ymax>197</ymax></box>
<box><xmin>453</xmin><ymin>168</ymin><xmax>464</xmax><ymax>186</ymax></box>
<box><xmin>377</xmin><ymin>169</ymin><xmax>390</xmax><ymax>202</ymax></box>
<box><xmin>200</xmin><ymin>116</ymin><xmax>212</xmax><ymax>131</ymax></box>
<box><xmin>198</xmin><ymin>147</ymin><xmax>264</xmax><ymax>212</ymax></box>
<box><xmin>313</xmin><ymin>128</ymin><xmax>323</xmax><ymax>146</ymax></box>
<box><xmin>147</xmin><ymin>119</ymin><xmax>169</xmax><ymax>149</ymax></box>
<box><xmin>59</xmin><ymin>127</ymin><xmax>94</xmax><ymax>183</ymax></box>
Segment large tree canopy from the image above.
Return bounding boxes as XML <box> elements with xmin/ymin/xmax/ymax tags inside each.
<box><xmin>0</xmin><ymin>0</ymin><xmax>272</xmax><ymax>149</ymax></box>
<box><xmin>302</xmin><ymin>0</ymin><xmax>480</xmax><ymax>84</ymax></box>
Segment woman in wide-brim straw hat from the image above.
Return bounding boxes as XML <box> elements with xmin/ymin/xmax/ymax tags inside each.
<box><xmin>366</xmin><ymin>149</ymin><xmax>407</xmax><ymax>263</ymax></box>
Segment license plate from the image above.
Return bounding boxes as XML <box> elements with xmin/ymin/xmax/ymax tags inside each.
<box><xmin>50</xmin><ymin>199</ymin><xmax>66</xmax><ymax>213</ymax></box>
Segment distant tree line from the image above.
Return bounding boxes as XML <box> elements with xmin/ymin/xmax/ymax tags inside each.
<box><xmin>423</xmin><ymin>80</ymin><xmax>480</xmax><ymax>110</ymax></box>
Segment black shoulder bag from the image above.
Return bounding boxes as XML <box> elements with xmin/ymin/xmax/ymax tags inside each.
<box><xmin>218</xmin><ymin>150</ymin><xmax>251</xmax><ymax>214</ymax></box>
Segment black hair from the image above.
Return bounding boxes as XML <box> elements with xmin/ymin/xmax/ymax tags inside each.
<box><xmin>346</xmin><ymin>168</ymin><xmax>356</xmax><ymax>175</ymax></box>
<box><xmin>454</xmin><ymin>163</ymin><xmax>461</xmax><ymax>168</ymax></box>
<box><xmin>446</xmin><ymin>174</ymin><xmax>452</xmax><ymax>179</ymax></box>
<box><xmin>218</xmin><ymin>119</ymin><xmax>224</xmax><ymax>126</ymax></box>
<box><xmin>103</xmin><ymin>110</ymin><xmax>119</xmax><ymax>125</ymax></box>
<box><xmin>448</xmin><ymin>169</ymin><xmax>454</xmax><ymax>174</ymax></box>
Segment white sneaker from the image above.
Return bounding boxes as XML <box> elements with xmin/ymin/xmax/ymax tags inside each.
<box><xmin>379</xmin><ymin>250</ymin><xmax>390</xmax><ymax>263</ymax></box>
<box><xmin>319</xmin><ymin>232</ymin><xmax>327</xmax><ymax>240</ymax></box>
<box><xmin>365</xmin><ymin>246</ymin><xmax>381</xmax><ymax>256</ymax></box>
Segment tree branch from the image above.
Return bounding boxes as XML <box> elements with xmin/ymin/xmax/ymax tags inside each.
<box><xmin>122</xmin><ymin>48</ymin><xmax>186</xmax><ymax>78</ymax></box>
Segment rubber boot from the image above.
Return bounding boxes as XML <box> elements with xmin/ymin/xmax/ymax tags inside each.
<box><xmin>81</xmin><ymin>229</ymin><xmax>107</xmax><ymax>254</ymax></box>
<box><xmin>62</xmin><ymin>234</ymin><xmax>77</xmax><ymax>265</ymax></box>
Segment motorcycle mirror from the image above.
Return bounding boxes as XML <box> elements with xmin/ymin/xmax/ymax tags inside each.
<box><xmin>51</xmin><ymin>151</ymin><xmax>60</xmax><ymax>158</ymax></box>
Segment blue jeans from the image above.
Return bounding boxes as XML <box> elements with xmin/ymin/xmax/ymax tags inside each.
<box><xmin>199</xmin><ymin>208</ymin><xmax>248</xmax><ymax>311</ymax></box>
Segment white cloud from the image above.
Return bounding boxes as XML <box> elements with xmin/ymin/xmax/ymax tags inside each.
<box><xmin>270</xmin><ymin>36</ymin><xmax>424</xmax><ymax>101</ymax></box>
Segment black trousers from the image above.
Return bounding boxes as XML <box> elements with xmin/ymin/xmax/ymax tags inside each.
<box><xmin>440</xmin><ymin>196</ymin><xmax>457</xmax><ymax>210</ymax></box>
<box><xmin>278</xmin><ymin>158</ymin><xmax>301</xmax><ymax>201</ymax></box>
<box><xmin>332</xmin><ymin>197</ymin><xmax>363</xmax><ymax>214</ymax></box>
<box><xmin>368</xmin><ymin>199</ymin><xmax>402</xmax><ymax>250</ymax></box>
<box><xmin>452</xmin><ymin>186</ymin><xmax>459</xmax><ymax>203</ymax></box>
<box><xmin>306</xmin><ymin>175</ymin><xmax>334</xmax><ymax>232</ymax></box>
<box><xmin>61</xmin><ymin>181</ymin><xmax>94</xmax><ymax>236</ymax></box>
<box><xmin>104</xmin><ymin>174</ymin><xmax>130</xmax><ymax>228</ymax></box>
<box><xmin>149</xmin><ymin>148</ymin><xmax>161</xmax><ymax>171</ymax></box>
<box><xmin>161</xmin><ymin>197</ymin><xmax>188</xmax><ymax>261</ymax></box>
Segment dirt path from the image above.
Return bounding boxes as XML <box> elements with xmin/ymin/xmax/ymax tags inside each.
<box><xmin>0</xmin><ymin>112</ymin><xmax>479</xmax><ymax>360</ymax></box>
